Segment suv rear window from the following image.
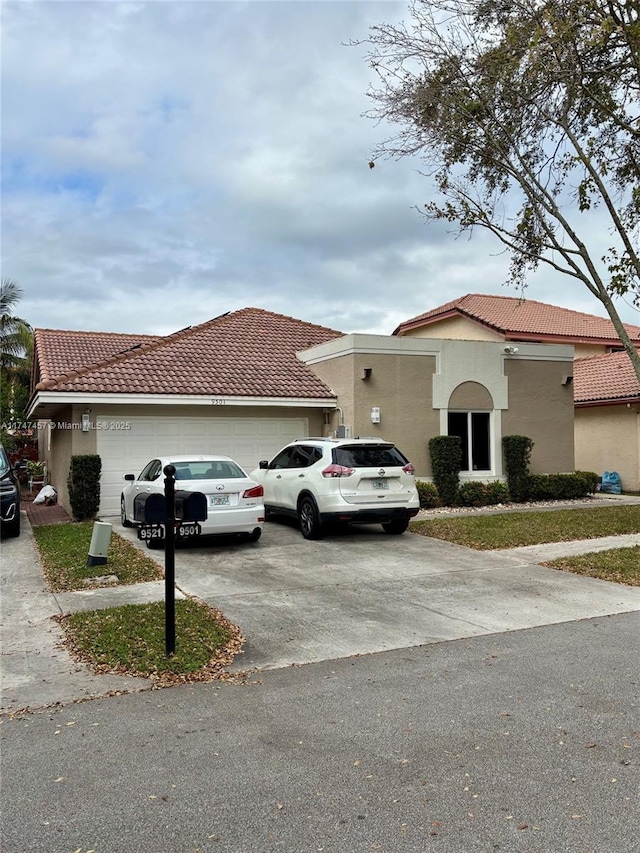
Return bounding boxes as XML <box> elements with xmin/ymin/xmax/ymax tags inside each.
<box><xmin>332</xmin><ymin>444</ymin><xmax>408</xmax><ymax>468</ymax></box>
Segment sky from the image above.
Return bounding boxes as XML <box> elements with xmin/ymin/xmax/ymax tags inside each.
<box><xmin>2</xmin><ymin>0</ymin><xmax>639</xmax><ymax>338</ymax></box>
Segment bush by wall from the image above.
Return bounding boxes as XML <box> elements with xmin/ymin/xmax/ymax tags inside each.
<box><xmin>575</xmin><ymin>470</ymin><xmax>600</xmax><ymax>494</ymax></box>
<box><xmin>502</xmin><ymin>435</ymin><xmax>534</xmax><ymax>502</ymax></box>
<box><xmin>67</xmin><ymin>455</ymin><xmax>102</xmax><ymax>521</ymax></box>
<box><xmin>457</xmin><ymin>480</ymin><xmax>511</xmax><ymax>507</ymax></box>
<box><xmin>416</xmin><ymin>480</ymin><xmax>440</xmax><ymax>509</ymax></box>
<box><xmin>429</xmin><ymin>435</ymin><xmax>462</xmax><ymax>506</ymax></box>
<box><xmin>483</xmin><ymin>481</ymin><xmax>511</xmax><ymax>505</ymax></box>
<box><xmin>527</xmin><ymin>472</ymin><xmax>594</xmax><ymax>501</ymax></box>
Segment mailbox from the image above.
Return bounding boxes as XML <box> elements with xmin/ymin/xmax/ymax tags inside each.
<box><xmin>174</xmin><ymin>490</ymin><xmax>208</xmax><ymax>522</ymax></box>
<box><xmin>134</xmin><ymin>492</ymin><xmax>167</xmax><ymax>523</ymax></box>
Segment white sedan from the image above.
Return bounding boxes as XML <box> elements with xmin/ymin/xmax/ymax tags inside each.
<box><xmin>120</xmin><ymin>454</ymin><xmax>264</xmax><ymax>543</ymax></box>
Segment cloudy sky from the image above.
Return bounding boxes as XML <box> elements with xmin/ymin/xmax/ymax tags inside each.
<box><xmin>2</xmin><ymin>0</ymin><xmax>638</xmax><ymax>337</ymax></box>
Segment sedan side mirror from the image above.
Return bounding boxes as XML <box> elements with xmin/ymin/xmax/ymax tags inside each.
<box><xmin>258</xmin><ymin>460</ymin><xmax>269</xmax><ymax>469</ymax></box>
<box><xmin>123</xmin><ymin>473</ymin><xmax>136</xmax><ymax>481</ymax></box>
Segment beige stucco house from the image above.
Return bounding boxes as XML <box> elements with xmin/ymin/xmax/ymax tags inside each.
<box><xmin>395</xmin><ymin>293</ymin><xmax>640</xmax><ymax>490</ymax></box>
<box><xmin>28</xmin><ymin>306</ymin><xmax>576</xmax><ymax>516</ymax></box>
<box><xmin>574</xmin><ymin>352</ymin><xmax>640</xmax><ymax>491</ymax></box>
<box><xmin>298</xmin><ymin>334</ymin><xmax>574</xmax><ymax>483</ymax></box>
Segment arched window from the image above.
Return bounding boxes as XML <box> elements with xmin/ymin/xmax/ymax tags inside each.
<box><xmin>448</xmin><ymin>382</ymin><xmax>493</xmax><ymax>472</ymax></box>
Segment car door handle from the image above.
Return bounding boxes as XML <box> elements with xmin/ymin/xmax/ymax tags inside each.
<box><xmin>298</xmin><ymin>474</ymin><xmax>305</xmax><ymax>478</ymax></box>
<box><xmin>276</xmin><ymin>474</ymin><xmax>282</xmax><ymax>479</ymax></box>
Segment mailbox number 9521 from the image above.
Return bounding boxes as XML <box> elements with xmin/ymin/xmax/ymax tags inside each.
<box><xmin>138</xmin><ymin>525</ymin><xmax>164</xmax><ymax>541</ymax></box>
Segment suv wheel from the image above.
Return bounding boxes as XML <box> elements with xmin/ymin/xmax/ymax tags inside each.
<box><xmin>121</xmin><ymin>496</ymin><xmax>133</xmax><ymax>527</ymax></box>
<box><xmin>382</xmin><ymin>519</ymin><xmax>409</xmax><ymax>535</ymax></box>
<box><xmin>5</xmin><ymin>513</ymin><xmax>21</xmax><ymax>538</ymax></box>
<box><xmin>298</xmin><ymin>496</ymin><xmax>323</xmax><ymax>540</ymax></box>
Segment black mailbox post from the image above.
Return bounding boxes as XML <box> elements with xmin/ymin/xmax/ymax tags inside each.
<box><xmin>132</xmin><ymin>472</ymin><xmax>207</xmax><ymax>657</ymax></box>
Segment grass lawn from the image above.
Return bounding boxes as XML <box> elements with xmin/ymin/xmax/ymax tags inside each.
<box><xmin>33</xmin><ymin>521</ymin><xmax>163</xmax><ymax>592</ymax></box>
<box><xmin>543</xmin><ymin>546</ymin><xmax>640</xmax><ymax>586</ymax></box>
<box><xmin>33</xmin><ymin>522</ymin><xmax>245</xmax><ymax>681</ymax></box>
<box><xmin>57</xmin><ymin>598</ymin><xmax>244</xmax><ymax>684</ymax></box>
<box><xmin>411</xmin><ymin>505</ymin><xmax>640</xmax><ymax>550</ymax></box>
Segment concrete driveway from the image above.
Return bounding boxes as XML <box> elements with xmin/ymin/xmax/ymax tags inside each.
<box><xmin>108</xmin><ymin>516</ymin><xmax>640</xmax><ymax>672</ymax></box>
<box><xmin>3</xmin><ymin>509</ymin><xmax>640</xmax><ymax>713</ymax></box>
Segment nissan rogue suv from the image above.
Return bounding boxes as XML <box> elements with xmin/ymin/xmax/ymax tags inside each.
<box><xmin>251</xmin><ymin>437</ymin><xmax>420</xmax><ymax>539</ymax></box>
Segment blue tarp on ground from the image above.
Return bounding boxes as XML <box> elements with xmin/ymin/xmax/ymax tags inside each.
<box><xmin>600</xmin><ymin>471</ymin><xmax>622</xmax><ymax>494</ymax></box>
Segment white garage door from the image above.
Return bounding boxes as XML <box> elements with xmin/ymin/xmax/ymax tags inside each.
<box><xmin>97</xmin><ymin>415</ymin><xmax>308</xmax><ymax>515</ymax></box>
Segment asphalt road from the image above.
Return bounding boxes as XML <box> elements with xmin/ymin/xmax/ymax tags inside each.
<box><xmin>2</xmin><ymin>612</ymin><xmax>639</xmax><ymax>853</ymax></box>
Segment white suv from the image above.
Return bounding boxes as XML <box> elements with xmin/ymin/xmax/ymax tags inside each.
<box><xmin>251</xmin><ymin>437</ymin><xmax>420</xmax><ymax>539</ymax></box>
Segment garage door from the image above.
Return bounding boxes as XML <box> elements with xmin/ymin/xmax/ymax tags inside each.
<box><xmin>97</xmin><ymin>415</ymin><xmax>308</xmax><ymax>515</ymax></box>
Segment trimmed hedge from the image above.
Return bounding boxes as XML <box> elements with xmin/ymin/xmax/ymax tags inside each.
<box><xmin>457</xmin><ymin>481</ymin><xmax>511</xmax><ymax>507</ymax></box>
<box><xmin>416</xmin><ymin>480</ymin><xmax>440</xmax><ymax>509</ymax></box>
<box><xmin>429</xmin><ymin>435</ymin><xmax>462</xmax><ymax>507</ymax></box>
<box><xmin>527</xmin><ymin>472</ymin><xmax>596</xmax><ymax>501</ymax></box>
<box><xmin>67</xmin><ymin>454</ymin><xmax>102</xmax><ymax>521</ymax></box>
<box><xmin>502</xmin><ymin>435</ymin><xmax>534</xmax><ymax>502</ymax></box>
<box><xmin>575</xmin><ymin>470</ymin><xmax>600</xmax><ymax>494</ymax></box>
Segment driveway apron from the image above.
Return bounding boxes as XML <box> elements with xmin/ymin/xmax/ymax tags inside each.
<box><xmin>3</xmin><ymin>512</ymin><xmax>640</xmax><ymax>713</ymax></box>
<box><xmin>115</xmin><ymin>518</ymin><xmax>640</xmax><ymax>672</ymax></box>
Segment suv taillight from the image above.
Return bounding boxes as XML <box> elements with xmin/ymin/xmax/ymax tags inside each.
<box><xmin>321</xmin><ymin>464</ymin><xmax>354</xmax><ymax>478</ymax></box>
<box><xmin>402</xmin><ymin>463</ymin><xmax>415</xmax><ymax>475</ymax></box>
<box><xmin>243</xmin><ymin>485</ymin><xmax>264</xmax><ymax>498</ymax></box>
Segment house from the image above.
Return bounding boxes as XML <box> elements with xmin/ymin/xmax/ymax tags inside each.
<box><xmin>394</xmin><ymin>293</ymin><xmax>640</xmax><ymax>490</ymax></box>
<box><xmin>574</xmin><ymin>351</ymin><xmax>640</xmax><ymax>490</ymax></box>
<box><xmin>28</xmin><ymin>309</ymin><xmax>342</xmax><ymax>515</ymax></box>
<box><xmin>28</xmin><ymin>306</ymin><xmax>576</xmax><ymax>516</ymax></box>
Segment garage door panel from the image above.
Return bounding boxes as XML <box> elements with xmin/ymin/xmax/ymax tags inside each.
<box><xmin>97</xmin><ymin>416</ymin><xmax>308</xmax><ymax>514</ymax></box>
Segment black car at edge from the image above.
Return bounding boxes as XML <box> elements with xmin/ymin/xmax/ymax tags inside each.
<box><xmin>0</xmin><ymin>444</ymin><xmax>21</xmax><ymax>538</ymax></box>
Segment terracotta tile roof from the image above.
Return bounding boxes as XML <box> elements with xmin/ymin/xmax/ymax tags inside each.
<box><xmin>35</xmin><ymin>308</ymin><xmax>342</xmax><ymax>399</ymax></box>
<box><xmin>394</xmin><ymin>293</ymin><xmax>640</xmax><ymax>344</ymax></box>
<box><xmin>574</xmin><ymin>350</ymin><xmax>640</xmax><ymax>405</ymax></box>
<box><xmin>34</xmin><ymin>329</ymin><xmax>160</xmax><ymax>385</ymax></box>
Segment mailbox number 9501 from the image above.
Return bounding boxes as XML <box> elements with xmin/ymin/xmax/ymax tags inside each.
<box><xmin>177</xmin><ymin>522</ymin><xmax>201</xmax><ymax>538</ymax></box>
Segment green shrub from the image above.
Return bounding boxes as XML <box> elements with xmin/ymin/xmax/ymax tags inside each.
<box><xmin>67</xmin><ymin>455</ymin><xmax>102</xmax><ymax>521</ymax></box>
<box><xmin>429</xmin><ymin>435</ymin><xmax>462</xmax><ymax>506</ymax></box>
<box><xmin>416</xmin><ymin>480</ymin><xmax>440</xmax><ymax>509</ymax></box>
<box><xmin>457</xmin><ymin>482</ymin><xmax>487</xmax><ymax>507</ymax></box>
<box><xmin>575</xmin><ymin>470</ymin><xmax>600</xmax><ymax>494</ymax></box>
<box><xmin>527</xmin><ymin>473</ymin><xmax>592</xmax><ymax>501</ymax></box>
<box><xmin>503</xmin><ymin>435</ymin><xmax>534</xmax><ymax>502</ymax></box>
<box><xmin>457</xmin><ymin>481</ymin><xmax>511</xmax><ymax>507</ymax></box>
<box><xmin>484</xmin><ymin>481</ymin><xmax>511</xmax><ymax>505</ymax></box>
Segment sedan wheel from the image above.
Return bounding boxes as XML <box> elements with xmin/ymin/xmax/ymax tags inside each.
<box><xmin>298</xmin><ymin>496</ymin><xmax>323</xmax><ymax>540</ymax></box>
<box><xmin>120</xmin><ymin>496</ymin><xmax>132</xmax><ymax>527</ymax></box>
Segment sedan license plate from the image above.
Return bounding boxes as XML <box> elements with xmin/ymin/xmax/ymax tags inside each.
<box><xmin>372</xmin><ymin>479</ymin><xmax>389</xmax><ymax>490</ymax></box>
<box><xmin>209</xmin><ymin>494</ymin><xmax>230</xmax><ymax>507</ymax></box>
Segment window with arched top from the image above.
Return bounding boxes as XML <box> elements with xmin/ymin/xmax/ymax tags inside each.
<box><xmin>447</xmin><ymin>383</ymin><xmax>493</xmax><ymax>472</ymax></box>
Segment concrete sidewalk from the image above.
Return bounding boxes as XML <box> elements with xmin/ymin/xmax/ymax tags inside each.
<box><xmin>2</xmin><ymin>500</ymin><xmax>639</xmax><ymax>715</ymax></box>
